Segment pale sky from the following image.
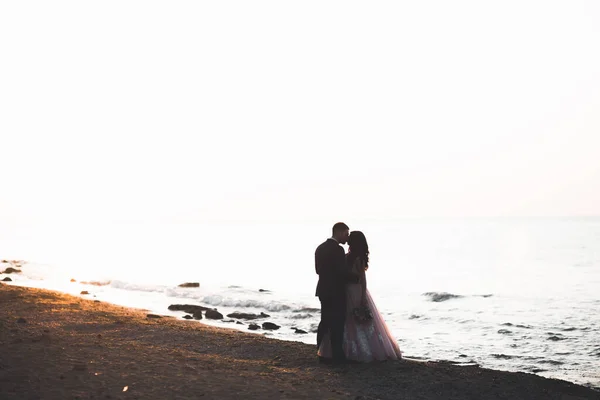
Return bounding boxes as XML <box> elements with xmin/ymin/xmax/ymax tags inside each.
<box><xmin>1</xmin><ymin>1</ymin><xmax>599</xmax><ymax>225</ymax></box>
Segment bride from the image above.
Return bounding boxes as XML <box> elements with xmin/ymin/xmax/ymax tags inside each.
<box><xmin>318</xmin><ymin>231</ymin><xmax>402</xmax><ymax>362</ymax></box>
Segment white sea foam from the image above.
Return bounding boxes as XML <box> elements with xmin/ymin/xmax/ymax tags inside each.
<box><xmin>201</xmin><ymin>295</ymin><xmax>292</xmax><ymax>311</ymax></box>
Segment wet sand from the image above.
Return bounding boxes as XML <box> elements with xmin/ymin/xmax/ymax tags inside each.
<box><xmin>1</xmin><ymin>283</ymin><xmax>598</xmax><ymax>400</ymax></box>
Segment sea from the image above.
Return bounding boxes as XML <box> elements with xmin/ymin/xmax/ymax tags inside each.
<box><xmin>1</xmin><ymin>217</ymin><xmax>599</xmax><ymax>390</ymax></box>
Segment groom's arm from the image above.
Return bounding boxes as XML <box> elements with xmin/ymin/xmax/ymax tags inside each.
<box><xmin>315</xmin><ymin>242</ymin><xmax>329</xmax><ymax>275</ymax></box>
<box><xmin>335</xmin><ymin>247</ymin><xmax>359</xmax><ymax>284</ymax></box>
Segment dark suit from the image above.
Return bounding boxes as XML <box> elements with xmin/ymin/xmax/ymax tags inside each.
<box><xmin>315</xmin><ymin>238</ymin><xmax>355</xmax><ymax>361</ymax></box>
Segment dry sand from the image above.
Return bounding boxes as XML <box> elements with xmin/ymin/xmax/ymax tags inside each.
<box><xmin>1</xmin><ymin>283</ymin><xmax>598</xmax><ymax>400</ymax></box>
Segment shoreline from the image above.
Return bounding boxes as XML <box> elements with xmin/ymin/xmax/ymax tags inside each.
<box><xmin>1</xmin><ymin>283</ymin><xmax>599</xmax><ymax>399</ymax></box>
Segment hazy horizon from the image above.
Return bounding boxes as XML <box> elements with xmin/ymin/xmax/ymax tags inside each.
<box><xmin>2</xmin><ymin>1</ymin><xmax>600</xmax><ymax>227</ymax></box>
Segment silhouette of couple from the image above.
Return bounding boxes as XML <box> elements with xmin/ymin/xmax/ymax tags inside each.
<box><xmin>315</xmin><ymin>222</ymin><xmax>402</xmax><ymax>364</ymax></box>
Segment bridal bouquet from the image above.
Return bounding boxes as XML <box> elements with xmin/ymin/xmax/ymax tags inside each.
<box><xmin>353</xmin><ymin>305</ymin><xmax>373</xmax><ymax>323</ymax></box>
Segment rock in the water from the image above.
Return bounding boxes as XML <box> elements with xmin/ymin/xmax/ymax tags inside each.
<box><xmin>193</xmin><ymin>311</ymin><xmax>203</xmax><ymax>320</ymax></box>
<box><xmin>236</xmin><ymin>321</ymin><xmax>244</xmax><ymax>325</ymax></box>
<box><xmin>168</xmin><ymin>304</ymin><xmax>212</xmax><ymax>314</ymax></box>
<box><xmin>182</xmin><ymin>315</ymin><xmax>193</xmax><ymax>320</ymax></box>
<box><xmin>80</xmin><ymin>291</ymin><xmax>90</xmax><ymax>295</ymax></box>
<box><xmin>2</xmin><ymin>267</ymin><xmax>21</xmax><ymax>274</ymax></box>
<box><xmin>262</xmin><ymin>322</ymin><xmax>280</xmax><ymax>330</ymax></box>
<box><xmin>205</xmin><ymin>309</ymin><xmax>224</xmax><ymax>319</ymax></box>
<box><xmin>294</xmin><ymin>328</ymin><xmax>307</xmax><ymax>334</ymax></box>
<box><xmin>146</xmin><ymin>314</ymin><xmax>162</xmax><ymax>319</ymax></box>
<box><xmin>248</xmin><ymin>323</ymin><xmax>260</xmax><ymax>330</ymax></box>
<box><xmin>17</xmin><ymin>318</ymin><xmax>26</xmax><ymax>323</ymax></box>
<box><xmin>226</xmin><ymin>312</ymin><xmax>270</xmax><ymax>320</ymax></box>
<box><xmin>259</xmin><ymin>289</ymin><xmax>271</xmax><ymax>293</ymax></box>
<box><xmin>222</xmin><ymin>319</ymin><xmax>235</xmax><ymax>323</ymax></box>
<box><xmin>2</xmin><ymin>277</ymin><xmax>12</xmax><ymax>282</ymax></box>
<box><xmin>70</xmin><ymin>278</ymin><xmax>76</xmax><ymax>282</ymax></box>
<box><xmin>178</xmin><ymin>282</ymin><xmax>200</xmax><ymax>288</ymax></box>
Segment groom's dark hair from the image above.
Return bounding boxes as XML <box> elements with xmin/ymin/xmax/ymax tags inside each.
<box><xmin>332</xmin><ymin>222</ymin><xmax>349</xmax><ymax>236</ymax></box>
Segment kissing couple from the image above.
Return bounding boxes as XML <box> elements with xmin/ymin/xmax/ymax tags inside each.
<box><xmin>315</xmin><ymin>222</ymin><xmax>402</xmax><ymax>364</ymax></box>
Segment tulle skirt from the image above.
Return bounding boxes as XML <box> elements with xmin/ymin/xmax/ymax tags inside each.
<box><xmin>318</xmin><ymin>284</ymin><xmax>402</xmax><ymax>362</ymax></box>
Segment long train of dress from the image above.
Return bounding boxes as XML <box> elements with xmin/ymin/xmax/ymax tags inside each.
<box><xmin>318</xmin><ymin>284</ymin><xmax>402</xmax><ymax>362</ymax></box>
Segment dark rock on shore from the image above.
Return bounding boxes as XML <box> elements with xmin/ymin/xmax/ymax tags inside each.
<box><xmin>182</xmin><ymin>315</ymin><xmax>193</xmax><ymax>320</ymax></box>
<box><xmin>2</xmin><ymin>277</ymin><xmax>12</xmax><ymax>282</ymax></box>
<box><xmin>248</xmin><ymin>323</ymin><xmax>260</xmax><ymax>330</ymax></box>
<box><xmin>262</xmin><ymin>322</ymin><xmax>280</xmax><ymax>330</ymax></box>
<box><xmin>2</xmin><ymin>267</ymin><xmax>21</xmax><ymax>274</ymax></box>
<box><xmin>147</xmin><ymin>314</ymin><xmax>162</xmax><ymax>319</ymax></box>
<box><xmin>168</xmin><ymin>304</ymin><xmax>212</xmax><ymax>314</ymax></box>
<box><xmin>177</xmin><ymin>282</ymin><xmax>200</xmax><ymax>288</ymax></box>
<box><xmin>226</xmin><ymin>312</ymin><xmax>270</xmax><ymax>320</ymax></box>
<box><xmin>193</xmin><ymin>311</ymin><xmax>203</xmax><ymax>320</ymax></box>
<box><xmin>205</xmin><ymin>310</ymin><xmax>224</xmax><ymax>319</ymax></box>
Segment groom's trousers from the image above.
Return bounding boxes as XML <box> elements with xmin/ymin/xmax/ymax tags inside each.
<box><xmin>317</xmin><ymin>294</ymin><xmax>347</xmax><ymax>361</ymax></box>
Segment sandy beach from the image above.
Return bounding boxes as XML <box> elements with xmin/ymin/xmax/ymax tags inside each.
<box><xmin>0</xmin><ymin>283</ymin><xmax>598</xmax><ymax>400</ymax></box>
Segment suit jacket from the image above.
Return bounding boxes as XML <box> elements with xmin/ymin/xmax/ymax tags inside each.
<box><xmin>315</xmin><ymin>238</ymin><xmax>355</xmax><ymax>298</ymax></box>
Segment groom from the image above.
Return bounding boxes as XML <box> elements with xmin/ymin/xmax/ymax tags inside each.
<box><xmin>315</xmin><ymin>222</ymin><xmax>357</xmax><ymax>363</ymax></box>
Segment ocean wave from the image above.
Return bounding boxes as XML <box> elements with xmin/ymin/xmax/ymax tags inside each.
<box><xmin>491</xmin><ymin>354</ymin><xmax>522</xmax><ymax>360</ymax></box>
<box><xmin>502</xmin><ymin>323</ymin><xmax>533</xmax><ymax>329</ymax></box>
<box><xmin>293</xmin><ymin>307</ymin><xmax>319</xmax><ymax>313</ymax></box>
<box><xmin>423</xmin><ymin>292</ymin><xmax>463</xmax><ymax>302</ymax></box>
<box><xmin>201</xmin><ymin>295</ymin><xmax>292</xmax><ymax>311</ymax></box>
<box><xmin>289</xmin><ymin>313</ymin><xmax>314</xmax><ymax>319</ymax></box>
<box><xmin>110</xmin><ymin>280</ymin><xmax>171</xmax><ymax>293</ymax></box>
<box><xmin>537</xmin><ymin>359</ymin><xmax>564</xmax><ymax>365</ymax></box>
<box><xmin>422</xmin><ymin>292</ymin><xmax>494</xmax><ymax>302</ymax></box>
<box><xmin>81</xmin><ymin>280</ymin><xmax>112</xmax><ymax>287</ymax></box>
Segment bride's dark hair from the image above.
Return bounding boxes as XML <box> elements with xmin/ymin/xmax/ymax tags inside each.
<box><xmin>347</xmin><ymin>231</ymin><xmax>369</xmax><ymax>270</ymax></box>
